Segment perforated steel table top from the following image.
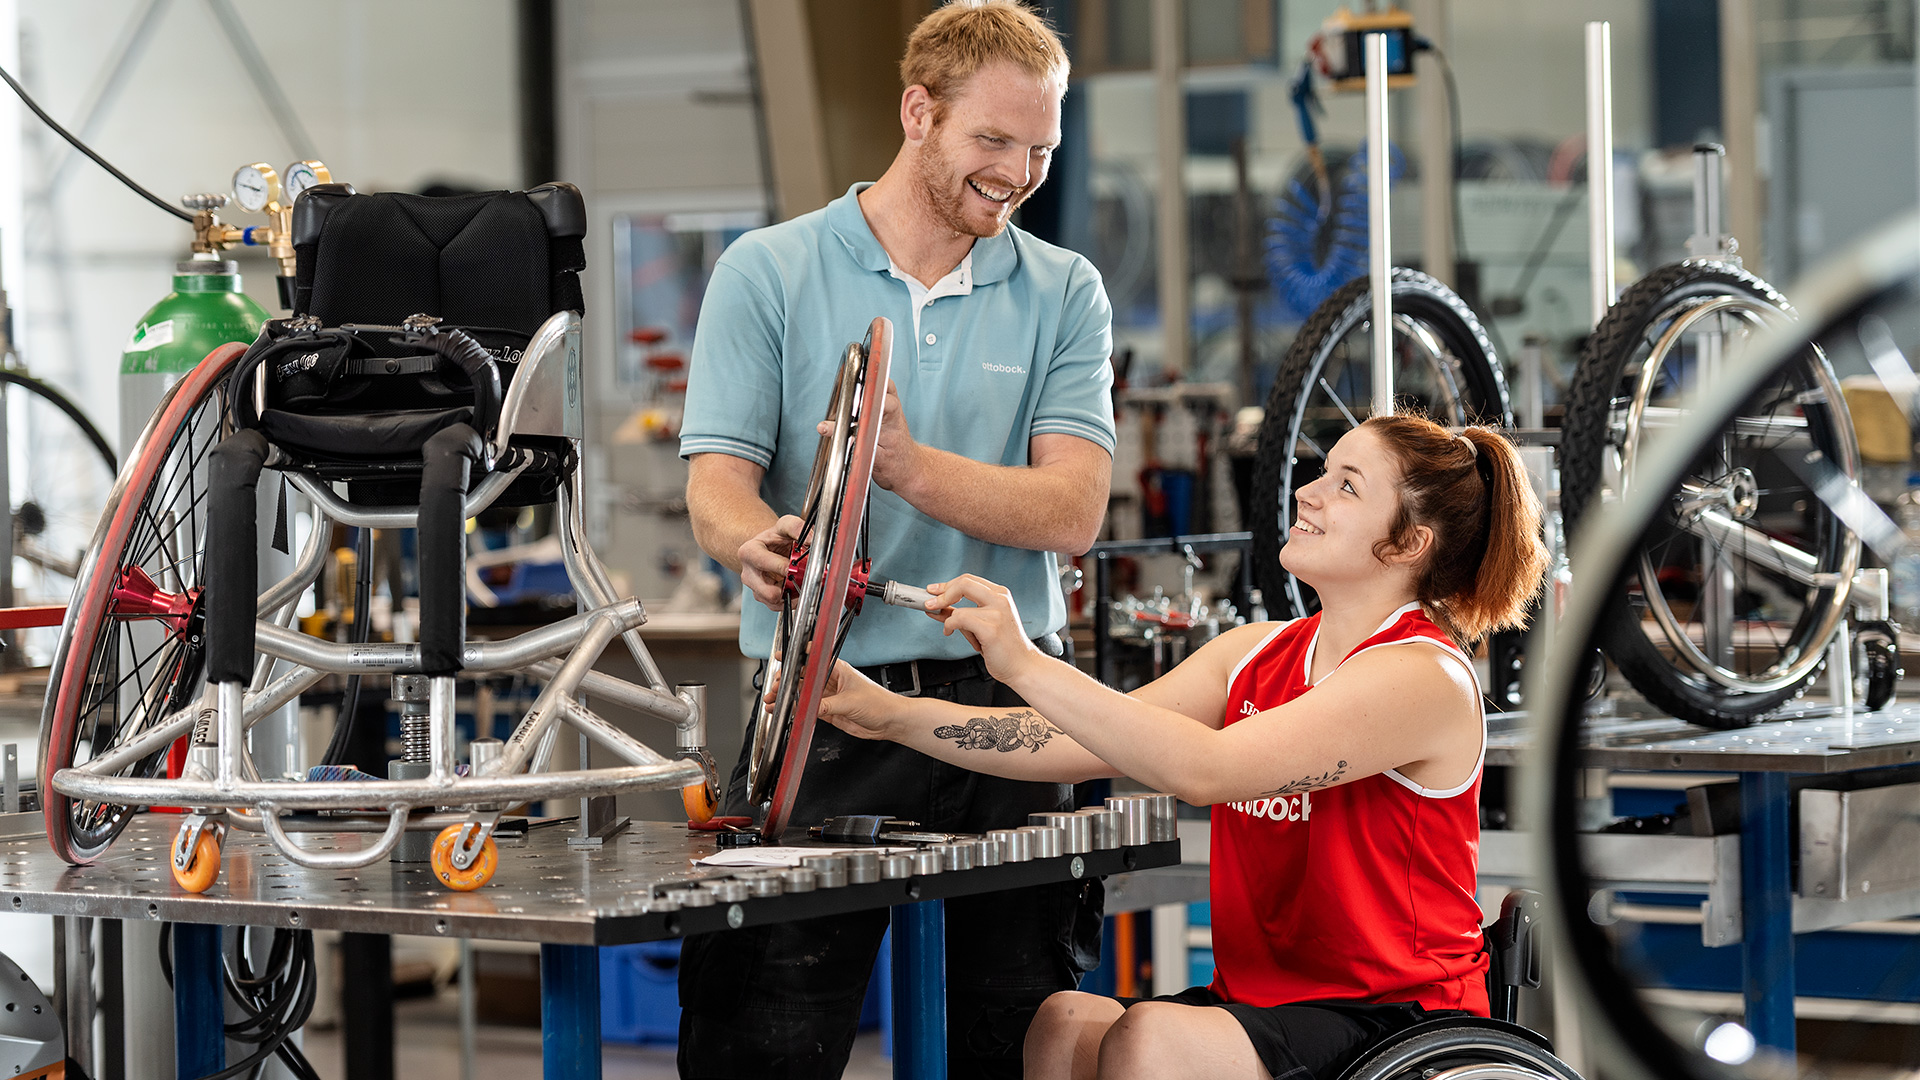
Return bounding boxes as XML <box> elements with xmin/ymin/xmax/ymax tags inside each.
<box><xmin>0</xmin><ymin>815</ymin><xmax>1179</xmax><ymax>945</ymax></box>
<box><xmin>1485</xmin><ymin>699</ymin><xmax>1920</xmax><ymax>772</ymax></box>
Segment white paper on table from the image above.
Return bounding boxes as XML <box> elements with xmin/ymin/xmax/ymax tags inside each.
<box><xmin>697</xmin><ymin>845</ymin><xmax>915</xmax><ymax>868</ymax></box>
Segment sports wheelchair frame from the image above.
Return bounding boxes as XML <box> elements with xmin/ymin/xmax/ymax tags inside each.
<box><xmin>39</xmin><ymin>183</ymin><xmax>891</xmax><ymax>892</ymax></box>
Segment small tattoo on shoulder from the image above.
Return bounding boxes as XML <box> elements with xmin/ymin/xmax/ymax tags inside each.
<box><xmin>1263</xmin><ymin>760</ymin><xmax>1347</xmax><ymax>796</ymax></box>
<box><xmin>934</xmin><ymin>710</ymin><xmax>1060</xmax><ymax>753</ymax></box>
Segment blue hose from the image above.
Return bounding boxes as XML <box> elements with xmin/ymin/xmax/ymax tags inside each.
<box><xmin>1266</xmin><ymin>142</ymin><xmax>1406</xmax><ymax>322</ymax></box>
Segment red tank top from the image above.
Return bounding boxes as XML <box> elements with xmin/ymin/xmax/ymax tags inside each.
<box><xmin>1207</xmin><ymin>602</ymin><xmax>1489</xmax><ymax>1014</ymax></box>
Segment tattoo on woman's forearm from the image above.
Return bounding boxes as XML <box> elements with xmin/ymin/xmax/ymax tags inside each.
<box><xmin>1262</xmin><ymin>760</ymin><xmax>1347</xmax><ymax>796</ymax></box>
<box><xmin>934</xmin><ymin>710</ymin><xmax>1061</xmax><ymax>753</ymax></box>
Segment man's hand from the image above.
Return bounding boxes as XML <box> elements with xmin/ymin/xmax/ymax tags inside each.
<box><xmin>738</xmin><ymin>514</ymin><xmax>805</xmax><ymax>611</ymax></box>
<box><xmin>821</xmin><ymin>380</ymin><xmax>922</xmax><ymax>494</ymax></box>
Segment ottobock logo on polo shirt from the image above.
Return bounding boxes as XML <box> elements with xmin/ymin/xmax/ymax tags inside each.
<box><xmin>981</xmin><ymin>361</ymin><xmax>1027</xmax><ymax>374</ymax></box>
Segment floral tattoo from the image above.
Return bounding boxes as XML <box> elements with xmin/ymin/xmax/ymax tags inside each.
<box><xmin>1262</xmin><ymin>761</ymin><xmax>1347</xmax><ymax>796</ymax></box>
<box><xmin>934</xmin><ymin>710</ymin><xmax>1060</xmax><ymax>753</ymax></box>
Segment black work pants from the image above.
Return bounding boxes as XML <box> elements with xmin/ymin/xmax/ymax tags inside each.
<box><xmin>677</xmin><ymin>670</ymin><xmax>1105</xmax><ymax>1079</ymax></box>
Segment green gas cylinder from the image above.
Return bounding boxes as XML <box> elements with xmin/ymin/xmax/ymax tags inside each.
<box><xmin>119</xmin><ymin>256</ymin><xmax>269</xmax><ymax>449</ymax></box>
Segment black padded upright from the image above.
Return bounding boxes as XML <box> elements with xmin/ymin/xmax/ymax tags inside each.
<box><xmin>417</xmin><ymin>424</ymin><xmax>483</xmax><ymax>675</ymax></box>
<box><xmin>291</xmin><ymin>183</ymin><xmax>586</xmax><ymax>332</ymax></box>
<box><xmin>208</xmin><ymin>430</ymin><xmax>270</xmax><ymax>686</ymax></box>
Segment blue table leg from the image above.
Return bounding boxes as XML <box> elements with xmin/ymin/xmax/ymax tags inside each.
<box><xmin>891</xmin><ymin>900</ymin><xmax>947</xmax><ymax>1080</ymax></box>
<box><xmin>173</xmin><ymin>923</ymin><xmax>223</xmax><ymax>1078</ymax></box>
<box><xmin>540</xmin><ymin>943</ymin><xmax>601</xmax><ymax>1080</ymax></box>
<box><xmin>1739</xmin><ymin>771</ymin><xmax>1794</xmax><ymax>1052</ymax></box>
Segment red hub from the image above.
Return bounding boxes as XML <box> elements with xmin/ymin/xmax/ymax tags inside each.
<box><xmin>784</xmin><ymin>545</ymin><xmax>873</xmax><ymax>616</ymax></box>
<box><xmin>110</xmin><ymin>566</ymin><xmax>201</xmax><ymax>629</ymax></box>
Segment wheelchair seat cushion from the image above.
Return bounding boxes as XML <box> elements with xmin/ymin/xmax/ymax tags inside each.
<box><xmin>258</xmin><ymin>406</ymin><xmax>475</xmax><ymax>460</ymax></box>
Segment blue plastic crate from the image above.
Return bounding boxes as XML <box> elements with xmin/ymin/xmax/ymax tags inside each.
<box><xmin>601</xmin><ymin>940</ymin><xmax>682</xmax><ymax>1044</ymax></box>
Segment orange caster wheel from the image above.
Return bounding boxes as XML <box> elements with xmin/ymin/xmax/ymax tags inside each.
<box><xmin>431</xmin><ymin>826</ymin><xmax>498</xmax><ymax>891</ymax></box>
<box><xmin>171</xmin><ymin>828</ymin><xmax>222</xmax><ymax>894</ymax></box>
<box><xmin>682</xmin><ymin>780</ymin><xmax>718</xmax><ymax>824</ymax></box>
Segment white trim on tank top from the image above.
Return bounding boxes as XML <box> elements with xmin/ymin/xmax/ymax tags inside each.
<box><xmin>1299</xmin><ymin>602</ymin><xmax>1486</xmax><ymax>800</ymax></box>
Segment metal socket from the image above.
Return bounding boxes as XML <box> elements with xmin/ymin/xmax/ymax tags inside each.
<box><xmin>1020</xmin><ymin>825</ymin><xmax>1066</xmax><ymax>859</ymax></box>
<box><xmin>779</xmin><ymin>868</ymin><xmax>817</xmax><ymax>893</ymax></box>
<box><xmin>670</xmin><ymin>887</ymin><xmax>714</xmax><ymax>908</ymax></box>
<box><xmin>648</xmin><ymin>890</ymin><xmax>682</xmax><ymax>911</ymax></box>
<box><xmin>1078</xmin><ymin>808</ymin><xmax>1120</xmax><ymax>850</ymax></box>
<box><xmin>743</xmin><ymin>872</ymin><xmax>783</xmax><ymax>898</ymax></box>
<box><xmin>701</xmin><ymin>879</ymin><xmax>751</xmax><ymax>903</ymax></box>
<box><xmin>990</xmin><ymin>829</ymin><xmax>1032</xmax><ymax>862</ymax></box>
<box><xmin>880</xmin><ymin>854</ymin><xmax>915</xmax><ymax>880</ymax></box>
<box><xmin>845</xmin><ymin>851</ymin><xmax>881</xmax><ymax>884</ymax></box>
<box><xmin>1032</xmin><ymin>812</ymin><xmax>1092</xmax><ymax>854</ymax></box>
<box><xmin>801</xmin><ymin>855</ymin><xmax>848</xmax><ymax>888</ymax></box>
<box><xmin>1108</xmin><ymin>796</ymin><xmax>1152</xmax><ymax>846</ymax></box>
<box><xmin>909</xmin><ymin>849</ymin><xmax>944</xmax><ymax>875</ymax></box>
<box><xmin>971</xmin><ymin>838</ymin><xmax>1001</xmax><ymax>867</ymax></box>
<box><xmin>1146</xmin><ymin>793</ymin><xmax>1178</xmax><ymax>841</ymax></box>
<box><xmin>939</xmin><ymin>843</ymin><xmax>974</xmax><ymax>872</ymax></box>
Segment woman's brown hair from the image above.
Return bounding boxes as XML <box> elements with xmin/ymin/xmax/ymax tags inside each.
<box><xmin>1362</xmin><ymin>414</ymin><xmax>1549</xmax><ymax>645</ymax></box>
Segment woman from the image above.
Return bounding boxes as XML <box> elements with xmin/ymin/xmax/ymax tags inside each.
<box><xmin>809</xmin><ymin>414</ymin><xmax>1548</xmax><ymax>1080</ymax></box>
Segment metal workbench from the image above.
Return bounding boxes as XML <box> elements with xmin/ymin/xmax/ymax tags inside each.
<box><xmin>2</xmin><ymin>814</ymin><xmax>1178</xmax><ymax>1079</ymax></box>
<box><xmin>1483</xmin><ymin>700</ymin><xmax>1920</xmax><ymax>1055</ymax></box>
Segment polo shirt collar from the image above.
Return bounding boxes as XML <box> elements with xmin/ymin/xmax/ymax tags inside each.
<box><xmin>826</xmin><ymin>182</ymin><xmax>1018</xmax><ymax>286</ymax></box>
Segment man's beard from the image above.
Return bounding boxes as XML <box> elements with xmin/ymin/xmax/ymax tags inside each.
<box><xmin>913</xmin><ymin>127</ymin><xmax>1027</xmax><ymax>239</ymax></box>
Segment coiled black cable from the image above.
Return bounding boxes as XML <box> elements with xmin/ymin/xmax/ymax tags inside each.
<box><xmin>160</xmin><ymin>924</ymin><xmax>322</xmax><ymax>1080</ymax></box>
<box><xmin>0</xmin><ymin>63</ymin><xmax>194</xmax><ymax>222</ymax></box>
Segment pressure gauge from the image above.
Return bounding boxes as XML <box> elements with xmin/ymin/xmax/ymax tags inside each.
<box><xmin>283</xmin><ymin>160</ymin><xmax>331</xmax><ymax>203</ymax></box>
<box><xmin>231</xmin><ymin>163</ymin><xmax>280</xmax><ymax>213</ymax></box>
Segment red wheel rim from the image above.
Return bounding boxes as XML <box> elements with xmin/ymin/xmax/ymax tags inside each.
<box><xmin>760</xmin><ymin>318</ymin><xmax>892</xmax><ymax>839</ymax></box>
<box><xmin>39</xmin><ymin>343</ymin><xmax>246</xmax><ymax>864</ymax></box>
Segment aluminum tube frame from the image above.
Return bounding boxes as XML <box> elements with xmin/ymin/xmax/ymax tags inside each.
<box><xmin>558</xmin><ymin>700</ymin><xmax>672</xmax><ymax>769</ymax></box>
<box><xmin>431</xmin><ymin>676</ymin><xmax>458</xmax><ymax>783</ymax></box>
<box><xmin>1366</xmin><ymin>31</ymin><xmax>1393</xmax><ymax>417</ymax></box>
<box><xmin>54</xmin><ymin>758</ymin><xmax>704</xmax><ymax>812</ymax></box>
<box><xmin>259</xmin><ymin>806</ymin><xmax>411</xmax><ymax>868</ymax></box>
<box><xmin>558</xmin><ymin>474</ymin><xmax>670</xmax><ymax>693</ymax></box>
<box><xmin>78</xmin><ymin>664</ymin><xmax>328</xmax><ymax>779</ymax></box>
<box><xmin>256</xmin><ymin>495</ymin><xmax>330</xmax><ymax>617</ymax></box>
<box><xmin>493</xmin><ymin>613</ymin><xmax>623</xmax><ymax>778</ymax></box>
<box><xmin>490</xmin><ymin>311</ymin><xmax>577</xmax><ymax>461</ymax></box>
<box><xmin>227</xmin><ymin>807</ymin><xmax>477</xmax><ymax>833</ymax></box>
<box><xmin>287</xmin><ymin>465</ymin><xmax>524</xmax><ymax>530</ymax></box>
<box><xmin>1586</xmin><ymin>21</ymin><xmax>1616</xmax><ymax>326</ymax></box>
<box><xmin>523</xmin><ymin>660</ymin><xmax>696</xmax><ymax>729</ymax></box>
<box><xmin>251</xmin><ymin>599</ymin><xmax>646</xmax><ymax>673</ymax></box>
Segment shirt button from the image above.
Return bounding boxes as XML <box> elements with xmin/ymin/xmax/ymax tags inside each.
<box><xmin>925</xmin><ymin>333</ymin><xmax>937</xmax><ymax>345</ymax></box>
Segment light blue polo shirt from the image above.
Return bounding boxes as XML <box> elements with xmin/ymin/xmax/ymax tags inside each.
<box><xmin>680</xmin><ymin>183</ymin><xmax>1116</xmax><ymax>667</ymax></box>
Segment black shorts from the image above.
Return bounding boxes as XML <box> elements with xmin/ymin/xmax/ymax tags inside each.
<box><xmin>1121</xmin><ymin>986</ymin><xmax>1471</xmax><ymax>1080</ymax></box>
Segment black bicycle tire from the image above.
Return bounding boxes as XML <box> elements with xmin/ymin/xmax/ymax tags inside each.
<box><xmin>1560</xmin><ymin>259</ymin><xmax>1850</xmax><ymax>728</ymax></box>
<box><xmin>0</xmin><ymin>368</ymin><xmax>117</xmax><ymax>473</ymax></box>
<box><xmin>1251</xmin><ymin>268</ymin><xmax>1512</xmax><ymax>620</ymax></box>
<box><xmin>1342</xmin><ymin>1025</ymin><xmax>1583</xmax><ymax>1080</ymax></box>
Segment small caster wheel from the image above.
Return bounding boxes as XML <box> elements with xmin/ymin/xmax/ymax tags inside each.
<box><xmin>682</xmin><ymin>781</ymin><xmax>718</xmax><ymax>824</ymax></box>
<box><xmin>431</xmin><ymin>826</ymin><xmax>498</xmax><ymax>892</ymax></box>
<box><xmin>171</xmin><ymin>827</ymin><xmax>222</xmax><ymax>894</ymax></box>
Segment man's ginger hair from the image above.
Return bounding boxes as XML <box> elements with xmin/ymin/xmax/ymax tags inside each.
<box><xmin>900</xmin><ymin>0</ymin><xmax>1069</xmax><ymax>110</ymax></box>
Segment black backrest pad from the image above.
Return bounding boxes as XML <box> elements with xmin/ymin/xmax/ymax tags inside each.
<box><xmin>292</xmin><ymin>183</ymin><xmax>586</xmax><ymax>334</ymax></box>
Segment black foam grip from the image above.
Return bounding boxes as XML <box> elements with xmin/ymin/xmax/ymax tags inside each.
<box><xmin>418</xmin><ymin>423</ymin><xmax>483</xmax><ymax>675</ymax></box>
<box><xmin>207</xmin><ymin>430</ymin><xmax>271</xmax><ymax>685</ymax></box>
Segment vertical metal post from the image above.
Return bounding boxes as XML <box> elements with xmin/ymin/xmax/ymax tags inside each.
<box><xmin>1411</xmin><ymin>0</ymin><xmax>1455</xmax><ymax>290</ymax></box>
<box><xmin>1719</xmin><ymin>0</ymin><xmax>1762</xmax><ymax>269</ymax></box>
<box><xmin>459</xmin><ymin>940</ymin><xmax>477</xmax><ymax>1080</ymax></box>
<box><xmin>172</xmin><ymin>924</ymin><xmax>224</xmax><ymax>1079</ymax></box>
<box><xmin>341</xmin><ymin>932</ymin><xmax>394</xmax><ymax>1080</ymax></box>
<box><xmin>891</xmin><ymin>900</ymin><xmax>947</xmax><ymax>1080</ymax></box>
<box><xmin>1585</xmin><ymin>22</ymin><xmax>1616</xmax><ymax>327</ymax></box>
<box><xmin>1739</xmin><ymin>771</ymin><xmax>1795</xmax><ymax>1052</ymax></box>
<box><xmin>1094</xmin><ymin>553</ymin><xmax>1112</xmax><ymax>686</ymax></box>
<box><xmin>539</xmin><ymin>943</ymin><xmax>602</xmax><ymax>1080</ymax></box>
<box><xmin>100</xmin><ymin>920</ymin><xmax>124</xmax><ymax>1080</ymax></box>
<box><xmin>1365</xmin><ymin>32</ymin><xmax>1394</xmax><ymax>418</ymax></box>
<box><xmin>1151</xmin><ymin>0</ymin><xmax>1190</xmax><ymax>375</ymax></box>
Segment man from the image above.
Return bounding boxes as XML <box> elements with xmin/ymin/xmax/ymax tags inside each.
<box><xmin>676</xmin><ymin>2</ymin><xmax>1114</xmax><ymax>1076</ymax></box>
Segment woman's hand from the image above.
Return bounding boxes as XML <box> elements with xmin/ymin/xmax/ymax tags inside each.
<box><xmin>766</xmin><ymin>660</ymin><xmax>905</xmax><ymax>742</ymax></box>
<box><xmin>926</xmin><ymin>574</ymin><xmax>1049</xmax><ymax>686</ymax></box>
<box><xmin>737</xmin><ymin>514</ymin><xmax>804</xmax><ymax>611</ymax></box>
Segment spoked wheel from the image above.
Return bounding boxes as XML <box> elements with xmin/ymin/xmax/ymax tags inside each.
<box><xmin>1251</xmin><ymin>268</ymin><xmax>1512</xmax><ymax>619</ymax></box>
<box><xmin>1339</xmin><ymin>1024</ymin><xmax>1583</xmax><ymax>1080</ymax></box>
<box><xmin>38</xmin><ymin>343</ymin><xmax>246</xmax><ymax>863</ymax></box>
<box><xmin>746</xmin><ymin>318</ymin><xmax>892</xmax><ymax>839</ymax></box>
<box><xmin>1</xmin><ymin>369</ymin><xmax>118</xmax><ymax>666</ymax></box>
<box><xmin>1561</xmin><ymin>262</ymin><xmax>1858</xmax><ymax>728</ymax></box>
